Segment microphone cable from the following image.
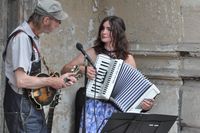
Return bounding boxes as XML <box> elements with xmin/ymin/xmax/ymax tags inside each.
<box><xmin>93</xmin><ymin>68</ymin><xmax>98</xmax><ymax>133</ymax></box>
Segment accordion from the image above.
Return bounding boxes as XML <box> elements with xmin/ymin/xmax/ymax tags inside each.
<box><xmin>86</xmin><ymin>54</ymin><xmax>160</xmax><ymax>113</ymax></box>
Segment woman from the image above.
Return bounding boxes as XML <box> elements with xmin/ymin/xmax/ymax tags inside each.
<box><xmin>61</xmin><ymin>16</ymin><xmax>154</xmax><ymax>133</ymax></box>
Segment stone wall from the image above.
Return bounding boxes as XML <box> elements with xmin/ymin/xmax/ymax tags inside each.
<box><xmin>1</xmin><ymin>0</ymin><xmax>200</xmax><ymax>133</ymax></box>
<box><xmin>0</xmin><ymin>0</ymin><xmax>8</xmax><ymax>132</ymax></box>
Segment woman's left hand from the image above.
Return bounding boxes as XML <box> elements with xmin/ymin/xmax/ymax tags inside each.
<box><xmin>140</xmin><ymin>99</ymin><xmax>154</xmax><ymax>111</ymax></box>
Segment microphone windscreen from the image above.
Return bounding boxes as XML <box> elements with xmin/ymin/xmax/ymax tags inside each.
<box><xmin>76</xmin><ymin>43</ymin><xmax>83</xmax><ymax>51</ymax></box>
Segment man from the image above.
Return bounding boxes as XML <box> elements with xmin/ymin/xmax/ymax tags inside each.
<box><xmin>3</xmin><ymin>0</ymin><xmax>76</xmax><ymax>132</ymax></box>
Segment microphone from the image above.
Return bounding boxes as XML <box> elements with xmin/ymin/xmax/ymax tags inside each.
<box><xmin>76</xmin><ymin>43</ymin><xmax>96</xmax><ymax>69</ymax></box>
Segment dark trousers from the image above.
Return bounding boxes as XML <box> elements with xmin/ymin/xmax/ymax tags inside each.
<box><xmin>75</xmin><ymin>87</ymin><xmax>86</xmax><ymax>133</ymax></box>
<box><xmin>3</xmin><ymin>78</ymin><xmax>47</xmax><ymax>133</ymax></box>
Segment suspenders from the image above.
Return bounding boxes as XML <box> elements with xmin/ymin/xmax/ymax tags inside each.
<box><xmin>2</xmin><ymin>29</ymin><xmax>40</xmax><ymax>61</ymax></box>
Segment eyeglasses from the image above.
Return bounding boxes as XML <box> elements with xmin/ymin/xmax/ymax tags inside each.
<box><xmin>49</xmin><ymin>17</ymin><xmax>61</xmax><ymax>24</ymax></box>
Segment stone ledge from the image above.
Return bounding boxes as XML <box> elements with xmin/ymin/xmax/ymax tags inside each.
<box><xmin>130</xmin><ymin>42</ymin><xmax>200</xmax><ymax>53</ymax></box>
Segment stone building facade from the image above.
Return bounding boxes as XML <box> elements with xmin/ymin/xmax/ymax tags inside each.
<box><xmin>0</xmin><ymin>0</ymin><xmax>200</xmax><ymax>133</ymax></box>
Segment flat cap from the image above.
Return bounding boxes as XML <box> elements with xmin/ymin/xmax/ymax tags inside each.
<box><xmin>35</xmin><ymin>0</ymin><xmax>68</xmax><ymax>20</ymax></box>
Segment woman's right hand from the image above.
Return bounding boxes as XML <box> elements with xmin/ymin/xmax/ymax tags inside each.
<box><xmin>86</xmin><ymin>66</ymin><xmax>96</xmax><ymax>80</ymax></box>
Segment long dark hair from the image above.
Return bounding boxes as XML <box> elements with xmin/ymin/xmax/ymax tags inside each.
<box><xmin>93</xmin><ymin>16</ymin><xmax>129</xmax><ymax>60</ymax></box>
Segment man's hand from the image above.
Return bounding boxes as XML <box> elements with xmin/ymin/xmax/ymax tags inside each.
<box><xmin>60</xmin><ymin>72</ymin><xmax>77</xmax><ymax>87</ymax></box>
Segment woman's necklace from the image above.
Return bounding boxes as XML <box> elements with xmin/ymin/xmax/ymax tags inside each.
<box><xmin>104</xmin><ymin>46</ymin><xmax>115</xmax><ymax>52</ymax></box>
<box><xmin>104</xmin><ymin>48</ymin><xmax>117</xmax><ymax>58</ymax></box>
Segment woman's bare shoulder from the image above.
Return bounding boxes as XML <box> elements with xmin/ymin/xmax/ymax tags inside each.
<box><xmin>125</xmin><ymin>54</ymin><xmax>136</xmax><ymax>68</ymax></box>
<box><xmin>86</xmin><ymin>47</ymin><xmax>95</xmax><ymax>53</ymax></box>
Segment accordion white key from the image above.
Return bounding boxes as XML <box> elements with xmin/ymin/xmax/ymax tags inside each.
<box><xmin>86</xmin><ymin>54</ymin><xmax>160</xmax><ymax>113</ymax></box>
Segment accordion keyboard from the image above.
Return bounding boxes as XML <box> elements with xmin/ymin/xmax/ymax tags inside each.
<box><xmin>86</xmin><ymin>54</ymin><xmax>123</xmax><ymax>100</ymax></box>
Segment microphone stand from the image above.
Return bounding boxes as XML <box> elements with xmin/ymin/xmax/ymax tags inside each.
<box><xmin>82</xmin><ymin>56</ymin><xmax>88</xmax><ymax>133</ymax></box>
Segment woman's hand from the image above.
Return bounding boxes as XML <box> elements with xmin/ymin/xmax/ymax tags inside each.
<box><xmin>140</xmin><ymin>99</ymin><xmax>154</xmax><ymax>111</ymax></box>
<box><xmin>86</xmin><ymin>66</ymin><xmax>96</xmax><ymax>80</ymax></box>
